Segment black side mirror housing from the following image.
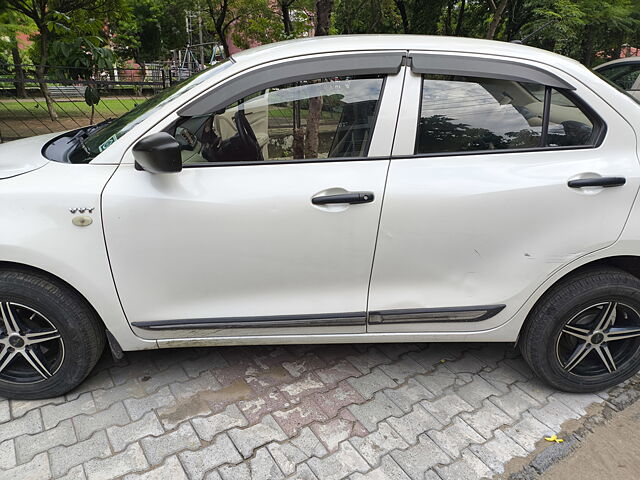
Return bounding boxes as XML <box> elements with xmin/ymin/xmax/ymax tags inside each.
<box><xmin>133</xmin><ymin>132</ymin><xmax>182</xmax><ymax>173</ymax></box>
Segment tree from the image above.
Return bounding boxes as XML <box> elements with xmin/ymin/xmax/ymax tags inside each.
<box><xmin>203</xmin><ymin>0</ymin><xmax>269</xmax><ymax>57</ymax></box>
<box><xmin>486</xmin><ymin>0</ymin><xmax>510</xmax><ymax>39</ymax></box>
<box><xmin>0</xmin><ymin>10</ymin><xmax>35</xmax><ymax>97</ymax></box>
<box><xmin>5</xmin><ymin>0</ymin><xmax>120</xmax><ymax>120</ymax></box>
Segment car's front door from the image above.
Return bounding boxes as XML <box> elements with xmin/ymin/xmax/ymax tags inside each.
<box><xmin>368</xmin><ymin>52</ymin><xmax>640</xmax><ymax>334</ymax></box>
<box><xmin>103</xmin><ymin>56</ymin><xmax>405</xmax><ymax>339</ymax></box>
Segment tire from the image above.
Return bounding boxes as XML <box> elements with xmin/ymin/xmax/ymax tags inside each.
<box><xmin>520</xmin><ymin>267</ymin><xmax>640</xmax><ymax>393</ymax></box>
<box><xmin>0</xmin><ymin>269</ymin><xmax>105</xmax><ymax>399</ymax></box>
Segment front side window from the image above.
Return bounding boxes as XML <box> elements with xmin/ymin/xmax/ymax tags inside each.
<box><xmin>415</xmin><ymin>75</ymin><xmax>597</xmax><ymax>155</ymax></box>
<box><xmin>173</xmin><ymin>75</ymin><xmax>384</xmax><ymax>165</ymax></box>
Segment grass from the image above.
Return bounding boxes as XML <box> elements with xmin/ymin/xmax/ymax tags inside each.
<box><xmin>0</xmin><ymin>97</ymin><xmax>146</xmax><ymax>119</ymax></box>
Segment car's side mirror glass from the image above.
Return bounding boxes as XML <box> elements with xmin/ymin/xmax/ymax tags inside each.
<box><xmin>132</xmin><ymin>132</ymin><xmax>182</xmax><ymax>174</ymax></box>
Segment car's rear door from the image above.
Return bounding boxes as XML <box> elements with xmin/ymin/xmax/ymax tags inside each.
<box><xmin>102</xmin><ymin>52</ymin><xmax>405</xmax><ymax>340</ymax></box>
<box><xmin>367</xmin><ymin>52</ymin><xmax>640</xmax><ymax>334</ymax></box>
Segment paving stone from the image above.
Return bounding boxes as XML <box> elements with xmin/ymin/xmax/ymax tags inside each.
<box><xmin>110</xmin><ymin>355</ymin><xmax>158</xmax><ymax>386</ymax></box>
<box><xmin>246</xmin><ymin>365</ymin><xmax>296</xmax><ymax>394</ymax></box>
<box><xmin>0</xmin><ymin>408</ymin><xmax>42</xmax><ymax>443</ymax></box>
<box><xmin>455</xmin><ymin>376</ymin><xmax>502</xmax><ymax>408</ymax></box>
<box><xmin>348</xmin><ymin>368</ymin><xmax>397</xmax><ymax>400</ymax></box>
<box><xmin>384</xmin><ymin>378</ymin><xmax>435</xmax><ymax>413</ymax></box>
<box><xmin>427</xmin><ymin>417</ymin><xmax>484</xmax><ymax>458</ymax></box>
<box><xmin>107</xmin><ymin>411</ymin><xmax>163</xmax><ymax>452</ymax></box>
<box><xmin>169</xmin><ymin>371</ymin><xmax>222</xmax><ymax>399</ymax></box>
<box><xmin>182</xmin><ymin>351</ymin><xmax>228</xmax><ymax>378</ymax></box>
<box><xmin>528</xmin><ymin>396</ymin><xmax>581</xmax><ymax>432</ymax></box>
<box><xmin>67</xmin><ymin>370</ymin><xmax>114</xmax><ymax>401</ymax></box>
<box><xmin>504</xmin><ymin>412</ymin><xmax>554</xmax><ymax>453</ymax></box>
<box><xmin>443</xmin><ymin>354</ymin><xmax>486</xmax><ymax>374</ymax></box>
<box><xmin>350</xmin><ymin>421</ymin><xmax>409</xmax><ymax>467</ymax></box>
<box><xmin>421</xmin><ymin>393</ymin><xmax>474</xmax><ymax>424</ymax></box>
<box><xmin>124</xmin><ymin>455</ymin><xmax>188</xmax><ymax>480</ymax></box>
<box><xmin>314</xmin><ymin>382</ymin><xmax>365</xmax><ymax>418</ymax></box>
<box><xmin>552</xmin><ymin>391</ymin><xmax>603</xmax><ymax>416</ymax></box>
<box><xmin>479</xmin><ymin>364</ymin><xmax>527</xmax><ymax>393</ymax></box>
<box><xmin>219</xmin><ymin>446</ymin><xmax>284</xmax><ymax>480</ymax></box>
<box><xmin>390</xmin><ymin>434</ymin><xmax>450</xmax><ymax>480</ymax></box>
<box><xmin>84</xmin><ymin>442</ymin><xmax>148</xmax><ymax>480</ymax></box>
<box><xmin>192</xmin><ymin>404</ymin><xmax>248</xmax><ymax>441</ymax></box>
<box><xmin>179</xmin><ymin>433</ymin><xmax>242</xmax><ymax>480</ymax></box>
<box><xmin>73</xmin><ymin>402</ymin><xmax>130</xmax><ymax>441</ymax></box>
<box><xmin>267</xmin><ymin>427</ymin><xmax>327</xmax><ymax>475</ymax></box>
<box><xmin>379</xmin><ymin>357</ymin><xmax>425</xmax><ymax>383</ymax></box>
<box><xmin>50</xmin><ymin>430</ymin><xmax>112</xmax><ymax>478</ymax></box>
<box><xmin>0</xmin><ymin>438</ymin><xmax>16</xmax><ymax>469</ymax></box>
<box><xmin>316</xmin><ymin>360</ymin><xmax>360</xmax><ymax>385</ymax></box>
<box><xmin>58</xmin><ymin>465</ymin><xmax>87</xmax><ymax>480</ymax></box>
<box><xmin>228</xmin><ymin>414</ymin><xmax>288</xmax><ymax>458</ymax></box>
<box><xmin>15</xmin><ymin>418</ymin><xmax>76</xmax><ymax>464</ymax></box>
<box><xmin>414</xmin><ymin>364</ymin><xmax>458</xmax><ymax>396</ymax></box>
<box><xmin>93</xmin><ymin>380</ymin><xmax>147</xmax><ymax>410</ymax></box>
<box><xmin>376</xmin><ymin>344</ymin><xmax>420</xmax><ymax>360</ymax></box>
<box><xmin>238</xmin><ymin>389</ymin><xmax>292</xmax><ymax>424</ymax></box>
<box><xmin>279</xmin><ymin>372</ymin><xmax>325</xmax><ymax>400</ymax></box>
<box><xmin>153</xmin><ymin>349</ymin><xmax>201</xmax><ymax>372</ymax></box>
<box><xmin>386</xmin><ymin>403</ymin><xmax>442</xmax><ymax>444</ymax></box>
<box><xmin>347</xmin><ymin>348</ymin><xmax>391</xmax><ymax>374</ymax></box>
<box><xmin>310</xmin><ymin>416</ymin><xmax>355</xmax><ymax>452</ymax></box>
<box><xmin>124</xmin><ymin>386</ymin><xmax>176</xmax><ymax>421</ymax></box>
<box><xmin>1</xmin><ymin>451</ymin><xmax>50</xmax><ymax>479</ymax></box>
<box><xmin>503</xmin><ymin>357</ymin><xmax>535</xmax><ymax>380</ymax></box>
<box><xmin>408</xmin><ymin>345</ymin><xmax>458</xmax><ymax>371</ymax></box>
<box><xmin>489</xmin><ymin>385</ymin><xmax>540</xmax><ymax>419</ymax></box>
<box><xmin>140</xmin><ymin>422</ymin><xmax>201</xmax><ymax>466</ymax></box>
<box><xmin>10</xmin><ymin>396</ymin><xmax>65</xmax><ymax>419</ymax></box>
<box><xmin>139</xmin><ymin>365</ymin><xmax>189</xmax><ymax>395</ymax></box>
<box><xmin>0</xmin><ymin>400</ymin><xmax>10</xmax><ymax>424</ymax></box>
<box><xmin>42</xmin><ymin>392</ymin><xmax>96</xmax><ymax>429</ymax></box>
<box><xmin>460</xmin><ymin>400</ymin><xmax>512</xmax><ymax>439</ymax></box>
<box><xmin>289</xmin><ymin>463</ymin><xmax>320</xmax><ymax>480</ymax></box>
<box><xmin>307</xmin><ymin>441</ymin><xmax>369</xmax><ymax>480</ymax></box>
<box><xmin>348</xmin><ymin>391</ymin><xmax>403</xmax><ymax>432</ymax></box>
<box><xmin>349</xmin><ymin>455</ymin><xmax>411</xmax><ymax>480</ymax></box>
<box><xmin>435</xmin><ymin>449</ymin><xmax>492</xmax><ymax>480</ymax></box>
<box><xmin>470</xmin><ymin>430</ymin><xmax>528</xmax><ymax>474</ymax></box>
<box><xmin>273</xmin><ymin>397</ymin><xmax>329</xmax><ymax>436</ymax></box>
<box><xmin>515</xmin><ymin>378</ymin><xmax>555</xmax><ymax>404</ymax></box>
<box><xmin>282</xmin><ymin>355</ymin><xmax>326</xmax><ymax>378</ymax></box>
<box><xmin>468</xmin><ymin>345</ymin><xmax>509</xmax><ymax>369</ymax></box>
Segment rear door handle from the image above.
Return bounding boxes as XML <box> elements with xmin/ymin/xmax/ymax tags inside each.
<box><xmin>568</xmin><ymin>177</ymin><xmax>626</xmax><ymax>188</ymax></box>
<box><xmin>311</xmin><ymin>191</ymin><xmax>375</xmax><ymax>205</ymax></box>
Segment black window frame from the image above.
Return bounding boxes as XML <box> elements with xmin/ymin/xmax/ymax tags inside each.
<box><xmin>411</xmin><ymin>74</ymin><xmax>607</xmax><ymax>159</ymax></box>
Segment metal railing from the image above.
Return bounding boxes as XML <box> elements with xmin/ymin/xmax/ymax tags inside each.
<box><xmin>0</xmin><ymin>64</ymin><xmax>184</xmax><ymax>143</ymax></box>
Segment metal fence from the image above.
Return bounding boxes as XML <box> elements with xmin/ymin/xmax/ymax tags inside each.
<box><xmin>0</xmin><ymin>64</ymin><xmax>184</xmax><ymax>143</ymax></box>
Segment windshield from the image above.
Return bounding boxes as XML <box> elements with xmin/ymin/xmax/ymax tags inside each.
<box><xmin>59</xmin><ymin>59</ymin><xmax>234</xmax><ymax>163</ymax></box>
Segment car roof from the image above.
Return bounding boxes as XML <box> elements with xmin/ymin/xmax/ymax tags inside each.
<box><xmin>232</xmin><ymin>34</ymin><xmax>583</xmax><ymax>69</ymax></box>
<box><xmin>595</xmin><ymin>56</ymin><xmax>640</xmax><ymax>70</ymax></box>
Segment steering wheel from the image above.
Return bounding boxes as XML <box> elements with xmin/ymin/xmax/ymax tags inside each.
<box><xmin>235</xmin><ymin>109</ymin><xmax>264</xmax><ymax>162</ymax></box>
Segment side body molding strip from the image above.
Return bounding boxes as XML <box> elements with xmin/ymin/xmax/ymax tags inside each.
<box><xmin>131</xmin><ymin>305</ymin><xmax>505</xmax><ymax>331</ymax></box>
<box><xmin>409</xmin><ymin>53</ymin><xmax>575</xmax><ymax>90</ymax></box>
<box><xmin>178</xmin><ymin>51</ymin><xmax>406</xmax><ymax>116</ymax></box>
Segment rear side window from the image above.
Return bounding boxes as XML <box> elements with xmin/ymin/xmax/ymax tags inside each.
<box><xmin>415</xmin><ymin>75</ymin><xmax>599</xmax><ymax>155</ymax></box>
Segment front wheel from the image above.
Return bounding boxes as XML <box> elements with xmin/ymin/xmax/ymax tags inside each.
<box><xmin>0</xmin><ymin>270</ymin><xmax>105</xmax><ymax>399</ymax></box>
<box><xmin>520</xmin><ymin>267</ymin><xmax>640</xmax><ymax>393</ymax></box>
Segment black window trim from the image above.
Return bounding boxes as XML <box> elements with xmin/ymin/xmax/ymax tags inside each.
<box><xmin>178</xmin><ymin>74</ymin><xmax>390</xmax><ymax>168</ymax></box>
<box><xmin>410</xmin><ymin>75</ymin><xmax>607</xmax><ymax>159</ymax></box>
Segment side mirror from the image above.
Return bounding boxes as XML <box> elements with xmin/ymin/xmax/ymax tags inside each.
<box><xmin>133</xmin><ymin>132</ymin><xmax>182</xmax><ymax>174</ymax></box>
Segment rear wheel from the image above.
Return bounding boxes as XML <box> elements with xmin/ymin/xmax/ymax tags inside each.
<box><xmin>520</xmin><ymin>267</ymin><xmax>640</xmax><ymax>392</ymax></box>
<box><xmin>0</xmin><ymin>269</ymin><xmax>105</xmax><ymax>399</ymax></box>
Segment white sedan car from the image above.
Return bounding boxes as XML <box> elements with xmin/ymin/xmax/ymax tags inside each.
<box><xmin>2</xmin><ymin>35</ymin><xmax>640</xmax><ymax>399</ymax></box>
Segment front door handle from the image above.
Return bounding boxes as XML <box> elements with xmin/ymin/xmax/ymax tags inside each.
<box><xmin>568</xmin><ymin>177</ymin><xmax>626</xmax><ymax>188</ymax></box>
<box><xmin>311</xmin><ymin>191</ymin><xmax>375</xmax><ymax>205</ymax></box>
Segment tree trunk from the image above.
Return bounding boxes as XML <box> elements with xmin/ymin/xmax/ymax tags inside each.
<box><xmin>580</xmin><ymin>26</ymin><xmax>595</xmax><ymax>67</ymax></box>
<box><xmin>486</xmin><ymin>0</ymin><xmax>509</xmax><ymax>40</ymax></box>
<box><xmin>36</xmin><ymin>28</ymin><xmax>57</xmax><ymax>121</ymax></box>
<box><xmin>304</xmin><ymin>96</ymin><xmax>323</xmax><ymax>159</ymax></box>
<box><xmin>314</xmin><ymin>0</ymin><xmax>334</xmax><ymax>36</ymax></box>
<box><xmin>444</xmin><ymin>0</ymin><xmax>454</xmax><ymax>35</ymax></box>
<box><xmin>455</xmin><ymin>0</ymin><xmax>466</xmax><ymax>36</ymax></box>
<box><xmin>282</xmin><ymin>4</ymin><xmax>293</xmax><ymax>36</ymax></box>
<box><xmin>395</xmin><ymin>0</ymin><xmax>410</xmax><ymax>34</ymax></box>
<box><xmin>11</xmin><ymin>46</ymin><xmax>27</xmax><ymax>98</ymax></box>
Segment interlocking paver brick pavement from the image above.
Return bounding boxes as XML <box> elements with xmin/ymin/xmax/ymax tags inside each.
<box><xmin>0</xmin><ymin>343</ymin><xmax>616</xmax><ymax>479</ymax></box>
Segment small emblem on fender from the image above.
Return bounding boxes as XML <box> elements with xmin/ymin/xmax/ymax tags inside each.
<box><xmin>72</xmin><ymin>216</ymin><xmax>93</xmax><ymax>227</ymax></box>
<box><xmin>69</xmin><ymin>207</ymin><xmax>95</xmax><ymax>214</ymax></box>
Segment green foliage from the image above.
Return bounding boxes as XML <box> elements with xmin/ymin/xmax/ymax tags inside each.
<box><xmin>49</xmin><ymin>36</ymin><xmax>114</xmax><ymax>78</ymax></box>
